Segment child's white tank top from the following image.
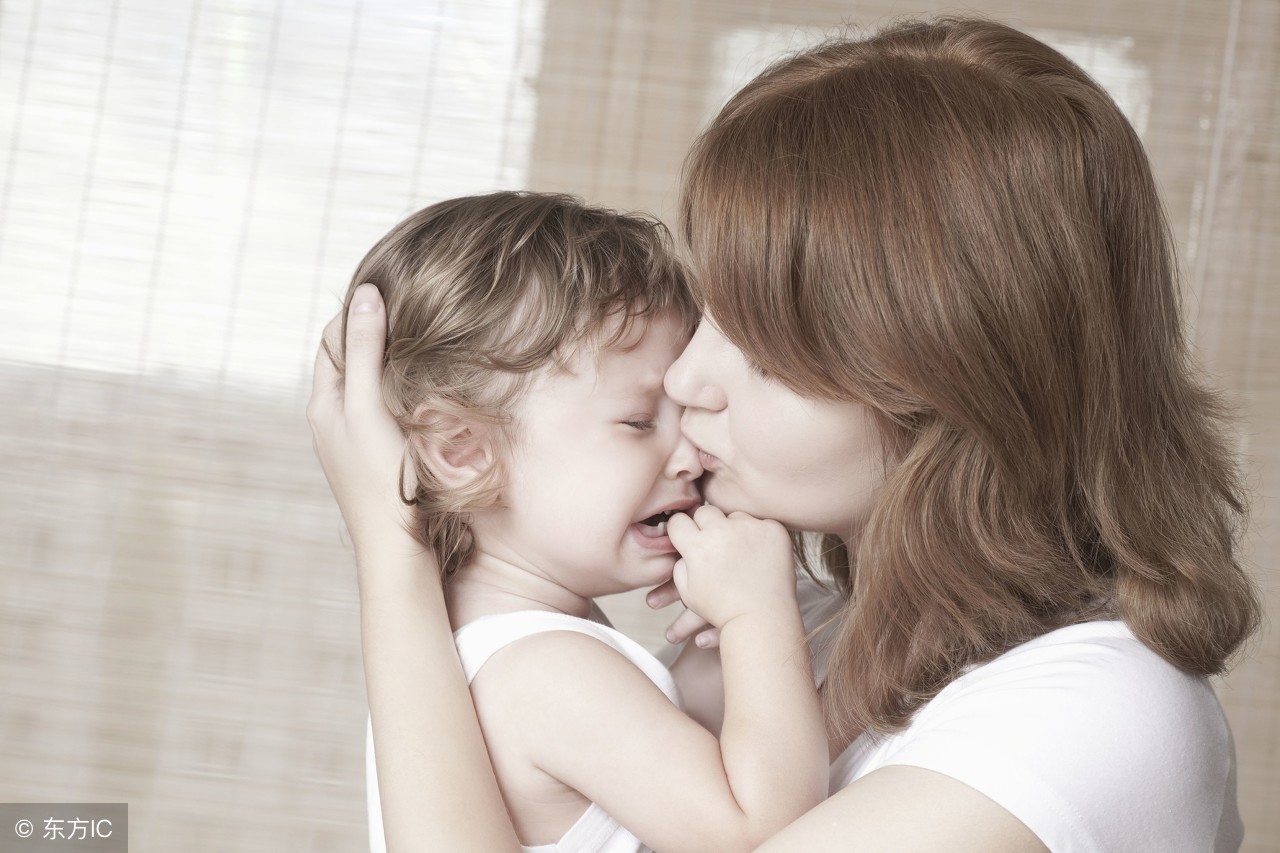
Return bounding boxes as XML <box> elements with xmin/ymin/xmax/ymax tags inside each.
<box><xmin>366</xmin><ymin>610</ymin><xmax>682</xmax><ymax>853</ymax></box>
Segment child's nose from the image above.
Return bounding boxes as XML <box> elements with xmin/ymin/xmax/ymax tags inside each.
<box><xmin>664</xmin><ymin>431</ymin><xmax>704</xmax><ymax>482</ymax></box>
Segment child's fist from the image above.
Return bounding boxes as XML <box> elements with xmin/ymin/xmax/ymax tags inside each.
<box><xmin>666</xmin><ymin>505</ymin><xmax>796</xmax><ymax>630</ymax></box>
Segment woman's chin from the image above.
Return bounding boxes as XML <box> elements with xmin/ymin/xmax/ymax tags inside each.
<box><xmin>702</xmin><ymin>480</ymin><xmax>826</xmax><ymax>533</ymax></box>
<box><xmin>701</xmin><ymin>477</ymin><xmax>759</xmax><ymax>518</ymax></box>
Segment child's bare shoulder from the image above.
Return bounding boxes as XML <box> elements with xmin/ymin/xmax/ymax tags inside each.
<box><xmin>468</xmin><ymin>629</ymin><xmax>681</xmax><ymax>737</ymax></box>
<box><xmin>473</xmin><ymin>629</ymin><xmax>663</xmax><ymax>699</ymax></box>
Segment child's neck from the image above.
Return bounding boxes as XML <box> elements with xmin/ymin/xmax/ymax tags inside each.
<box><xmin>445</xmin><ymin>550</ymin><xmax>595</xmax><ymax>630</ymax></box>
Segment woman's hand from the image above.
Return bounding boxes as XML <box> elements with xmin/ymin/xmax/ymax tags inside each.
<box><xmin>314</xmin><ymin>286</ymin><xmax>517</xmax><ymax>850</ymax></box>
<box><xmin>666</xmin><ymin>505</ymin><xmax>797</xmax><ymax>631</ymax></box>
<box><xmin>307</xmin><ymin>284</ymin><xmax>414</xmax><ymax>556</ymax></box>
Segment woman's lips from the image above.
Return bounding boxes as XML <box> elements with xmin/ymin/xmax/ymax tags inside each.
<box><xmin>681</xmin><ymin>416</ymin><xmax>720</xmax><ymax>472</ymax></box>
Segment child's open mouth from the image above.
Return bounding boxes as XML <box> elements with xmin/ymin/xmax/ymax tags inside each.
<box><xmin>636</xmin><ymin>510</ymin><xmax>674</xmax><ymax>538</ymax></box>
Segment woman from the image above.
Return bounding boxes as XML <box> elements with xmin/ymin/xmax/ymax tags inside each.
<box><xmin>309</xmin><ymin>16</ymin><xmax>1259</xmax><ymax>851</ymax></box>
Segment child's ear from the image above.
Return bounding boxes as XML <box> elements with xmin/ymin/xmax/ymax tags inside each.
<box><xmin>409</xmin><ymin>405</ymin><xmax>494</xmax><ymax>490</ymax></box>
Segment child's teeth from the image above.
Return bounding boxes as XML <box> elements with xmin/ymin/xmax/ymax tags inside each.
<box><xmin>636</xmin><ymin>518</ymin><xmax>669</xmax><ymax>538</ymax></box>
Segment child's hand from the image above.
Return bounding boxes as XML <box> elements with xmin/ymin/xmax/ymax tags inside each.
<box><xmin>666</xmin><ymin>506</ymin><xmax>796</xmax><ymax>631</ymax></box>
<box><xmin>645</xmin><ymin>581</ymin><xmax>721</xmax><ymax>648</ymax></box>
<box><xmin>308</xmin><ymin>284</ymin><xmax>415</xmax><ymax>553</ymax></box>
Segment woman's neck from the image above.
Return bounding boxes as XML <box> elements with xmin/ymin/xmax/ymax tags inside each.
<box><xmin>445</xmin><ymin>550</ymin><xmax>594</xmax><ymax>630</ymax></box>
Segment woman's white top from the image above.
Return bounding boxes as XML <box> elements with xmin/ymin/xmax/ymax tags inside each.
<box><xmin>798</xmin><ymin>578</ymin><xmax>1243</xmax><ymax>853</ymax></box>
<box><xmin>367</xmin><ymin>580</ymin><xmax>1243</xmax><ymax>852</ymax></box>
<box><xmin>367</xmin><ymin>610</ymin><xmax>682</xmax><ymax>853</ymax></box>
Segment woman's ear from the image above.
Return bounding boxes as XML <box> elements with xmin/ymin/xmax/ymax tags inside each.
<box><xmin>409</xmin><ymin>405</ymin><xmax>494</xmax><ymax>490</ymax></box>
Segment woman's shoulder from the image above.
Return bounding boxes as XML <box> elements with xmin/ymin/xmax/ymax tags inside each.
<box><xmin>952</xmin><ymin>619</ymin><xmax>1217</xmax><ymax>707</ymax></box>
<box><xmin>957</xmin><ymin>614</ymin><xmax>1203</xmax><ymax>681</ymax></box>
<box><xmin>919</xmin><ymin>619</ymin><xmax>1230</xmax><ymax>765</ymax></box>
<box><xmin>837</xmin><ymin>620</ymin><xmax>1240</xmax><ymax>852</ymax></box>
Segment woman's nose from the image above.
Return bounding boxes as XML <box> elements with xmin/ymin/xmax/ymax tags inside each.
<box><xmin>664</xmin><ymin>324</ymin><xmax>726</xmax><ymax>412</ymax></box>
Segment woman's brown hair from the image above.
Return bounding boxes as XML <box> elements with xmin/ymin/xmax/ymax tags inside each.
<box><xmin>330</xmin><ymin>191</ymin><xmax>696</xmax><ymax>577</ymax></box>
<box><xmin>682</xmin><ymin>17</ymin><xmax>1260</xmax><ymax>738</ymax></box>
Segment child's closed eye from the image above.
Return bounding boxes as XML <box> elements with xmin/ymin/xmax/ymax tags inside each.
<box><xmin>624</xmin><ymin>417</ymin><xmax>656</xmax><ymax>431</ymax></box>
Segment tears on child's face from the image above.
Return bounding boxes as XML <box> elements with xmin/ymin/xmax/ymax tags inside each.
<box><xmin>472</xmin><ymin>310</ymin><xmax>704</xmax><ymax>596</ymax></box>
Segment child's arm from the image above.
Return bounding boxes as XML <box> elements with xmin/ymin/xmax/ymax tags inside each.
<box><xmin>656</xmin><ymin>568</ymin><xmax>842</xmax><ymax>741</ymax></box>
<box><xmin>668</xmin><ymin>505</ymin><xmax>829</xmax><ymax>837</ymax></box>
<box><xmin>475</xmin><ymin>507</ymin><xmax>826</xmax><ymax>853</ymax></box>
<box><xmin>665</xmin><ymin>639</ymin><xmax>727</xmax><ymax>736</ymax></box>
<box><xmin>650</xmin><ymin>581</ymin><xmax>728</xmax><ymax>735</ymax></box>
<box><xmin>310</xmin><ymin>289</ymin><xmax>520</xmax><ymax>853</ymax></box>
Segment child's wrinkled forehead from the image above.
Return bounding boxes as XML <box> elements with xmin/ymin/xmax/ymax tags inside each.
<box><xmin>549</xmin><ymin>305</ymin><xmax>680</xmax><ymax>365</ymax></box>
<box><xmin>532</xmin><ymin>308</ymin><xmax>688</xmax><ymax>392</ymax></box>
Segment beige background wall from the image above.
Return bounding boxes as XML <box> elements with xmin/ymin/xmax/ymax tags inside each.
<box><xmin>1</xmin><ymin>0</ymin><xmax>1275</xmax><ymax>850</ymax></box>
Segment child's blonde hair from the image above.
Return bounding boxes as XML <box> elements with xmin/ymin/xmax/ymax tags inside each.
<box><xmin>333</xmin><ymin>191</ymin><xmax>697</xmax><ymax>577</ymax></box>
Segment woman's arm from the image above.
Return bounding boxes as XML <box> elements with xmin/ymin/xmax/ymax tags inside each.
<box><xmin>309</xmin><ymin>285</ymin><xmax>519</xmax><ymax>852</ymax></box>
<box><xmin>308</xmin><ymin>289</ymin><xmax>1041</xmax><ymax>852</ymax></box>
<box><xmin>757</xmin><ymin>766</ymin><xmax>1047</xmax><ymax>852</ymax></box>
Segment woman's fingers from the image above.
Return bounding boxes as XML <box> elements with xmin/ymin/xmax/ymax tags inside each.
<box><xmin>307</xmin><ymin>284</ymin><xmax>416</xmax><ymax>541</ymax></box>
<box><xmin>310</xmin><ymin>311</ymin><xmax>344</xmax><ymax>415</ymax></box>
<box><xmin>344</xmin><ymin>284</ymin><xmax>388</xmax><ymax>415</ymax></box>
